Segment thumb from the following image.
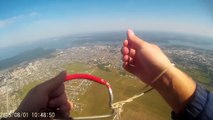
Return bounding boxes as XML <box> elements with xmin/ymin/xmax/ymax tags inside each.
<box><xmin>127</xmin><ymin>29</ymin><xmax>147</xmax><ymax>49</ymax></box>
<box><xmin>44</xmin><ymin>71</ymin><xmax>66</xmax><ymax>92</ymax></box>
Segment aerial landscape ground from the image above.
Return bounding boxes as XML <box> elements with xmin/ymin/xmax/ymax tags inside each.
<box><xmin>0</xmin><ymin>32</ymin><xmax>213</xmax><ymax>120</ymax></box>
<box><xmin>66</xmin><ymin>63</ymin><xmax>170</xmax><ymax>120</ymax></box>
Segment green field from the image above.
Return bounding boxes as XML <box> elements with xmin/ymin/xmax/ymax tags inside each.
<box><xmin>65</xmin><ymin>63</ymin><xmax>171</xmax><ymax>120</ymax></box>
<box><xmin>16</xmin><ymin>62</ymin><xmax>171</xmax><ymax>120</ymax></box>
<box><xmin>16</xmin><ymin>61</ymin><xmax>212</xmax><ymax>120</ymax></box>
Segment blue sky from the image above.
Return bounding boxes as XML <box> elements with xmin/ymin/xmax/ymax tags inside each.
<box><xmin>0</xmin><ymin>0</ymin><xmax>212</xmax><ymax>48</ymax></box>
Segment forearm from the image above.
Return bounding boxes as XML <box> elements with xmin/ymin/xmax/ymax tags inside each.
<box><xmin>152</xmin><ymin>66</ymin><xmax>196</xmax><ymax>114</ymax></box>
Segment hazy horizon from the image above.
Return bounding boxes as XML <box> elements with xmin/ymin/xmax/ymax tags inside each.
<box><xmin>0</xmin><ymin>30</ymin><xmax>213</xmax><ymax>61</ymax></box>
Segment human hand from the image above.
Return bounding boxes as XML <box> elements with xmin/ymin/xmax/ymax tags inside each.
<box><xmin>121</xmin><ymin>30</ymin><xmax>197</xmax><ymax>114</ymax></box>
<box><xmin>121</xmin><ymin>30</ymin><xmax>172</xmax><ymax>85</ymax></box>
<box><xmin>15</xmin><ymin>71</ymin><xmax>72</xmax><ymax>119</ymax></box>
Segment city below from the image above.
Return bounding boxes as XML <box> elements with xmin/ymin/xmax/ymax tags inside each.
<box><xmin>0</xmin><ymin>44</ymin><xmax>212</xmax><ymax>119</ymax></box>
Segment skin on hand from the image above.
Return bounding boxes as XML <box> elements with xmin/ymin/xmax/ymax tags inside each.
<box><xmin>121</xmin><ymin>29</ymin><xmax>172</xmax><ymax>84</ymax></box>
<box><xmin>121</xmin><ymin>29</ymin><xmax>196</xmax><ymax>114</ymax></box>
<box><xmin>15</xmin><ymin>71</ymin><xmax>72</xmax><ymax>119</ymax></box>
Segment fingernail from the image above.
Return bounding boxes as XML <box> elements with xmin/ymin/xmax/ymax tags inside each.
<box><xmin>128</xmin><ymin>29</ymin><xmax>135</xmax><ymax>35</ymax></box>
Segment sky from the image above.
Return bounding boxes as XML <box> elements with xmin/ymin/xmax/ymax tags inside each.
<box><xmin>0</xmin><ymin>0</ymin><xmax>213</xmax><ymax>48</ymax></box>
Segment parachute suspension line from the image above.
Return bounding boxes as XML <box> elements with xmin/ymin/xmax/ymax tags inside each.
<box><xmin>111</xmin><ymin>63</ymin><xmax>175</xmax><ymax>120</ymax></box>
<box><xmin>65</xmin><ymin>63</ymin><xmax>174</xmax><ymax>120</ymax></box>
<box><xmin>111</xmin><ymin>85</ymin><xmax>153</xmax><ymax>120</ymax></box>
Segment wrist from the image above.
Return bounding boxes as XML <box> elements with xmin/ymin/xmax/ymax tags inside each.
<box><xmin>151</xmin><ymin>64</ymin><xmax>176</xmax><ymax>89</ymax></box>
<box><xmin>151</xmin><ymin>66</ymin><xmax>196</xmax><ymax>113</ymax></box>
